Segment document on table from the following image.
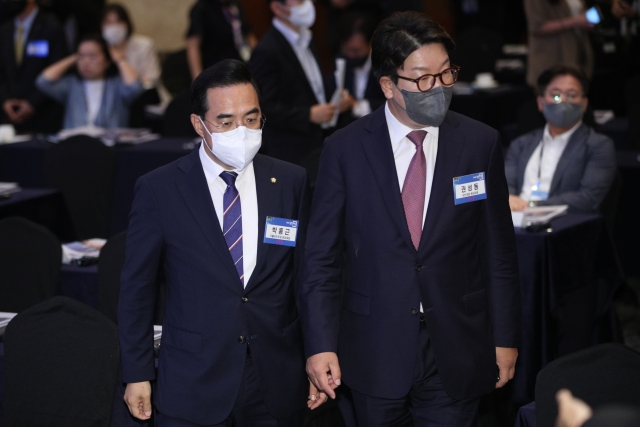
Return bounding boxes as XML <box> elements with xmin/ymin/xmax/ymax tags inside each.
<box><xmin>512</xmin><ymin>205</ymin><xmax>568</xmax><ymax>228</ymax></box>
<box><xmin>0</xmin><ymin>182</ymin><xmax>21</xmax><ymax>196</ymax></box>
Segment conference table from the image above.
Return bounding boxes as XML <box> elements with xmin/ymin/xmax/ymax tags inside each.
<box><xmin>0</xmin><ymin>136</ymin><xmax>198</xmax><ymax>237</ymax></box>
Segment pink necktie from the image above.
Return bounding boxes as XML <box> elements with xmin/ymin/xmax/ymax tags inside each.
<box><xmin>402</xmin><ymin>130</ymin><xmax>427</xmax><ymax>250</ymax></box>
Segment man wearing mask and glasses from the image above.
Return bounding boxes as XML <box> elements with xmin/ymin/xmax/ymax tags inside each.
<box><xmin>118</xmin><ymin>59</ymin><xmax>317</xmax><ymax>427</ymax></box>
<box><xmin>505</xmin><ymin>66</ymin><xmax>616</xmax><ymax>213</ymax></box>
<box><xmin>250</xmin><ymin>0</ymin><xmax>341</xmax><ymax>167</ymax></box>
<box><xmin>301</xmin><ymin>11</ymin><xmax>520</xmax><ymax>426</ymax></box>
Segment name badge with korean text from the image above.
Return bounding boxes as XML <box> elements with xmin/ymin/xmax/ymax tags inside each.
<box><xmin>453</xmin><ymin>172</ymin><xmax>487</xmax><ymax>205</ymax></box>
<box><xmin>26</xmin><ymin>40</ymin><xmax>49</xmax><ymax>57</ymax></box>
<box><xmin>264</xmin><ymin>216</ymin><xmax>298</xmax><ymax>247</ymax></box>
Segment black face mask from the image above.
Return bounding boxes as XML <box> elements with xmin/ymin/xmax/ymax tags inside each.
<box><xmin>0</xmin><ymin>0</ymin><xmax>27</xmax><ymax>23</ymax></box>
<box><xmin>340</xmin><ymin>55</ymin><xmax>368</xmax><ymax>69</ymax></box>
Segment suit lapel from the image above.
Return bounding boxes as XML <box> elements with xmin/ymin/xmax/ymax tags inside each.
<box><xmin>361</xmin><ymin>108</ymin><xmax>415</xmax><ymax>251</ymax></box>
<box><xmin>549</xmin><ymin>123</ymin><xmax>588</xmax><ymax>195</ymax></box>
<box><xmin>176</xmin><ymin>149</ymin><xmax>240</xmax><ymax>286</ymax></box>
<box><xmin>420</xmin><ymin>112</ymin><xmax>466</xmax><ymax>251</ymax></box>
<box><xmin>271</xmin><ymin>27</ymin><xmax>318</xmax><ymax>103</ymax></box>
<box><xmin>244</xmin><ymin>155</ymin><xmax>280</xmax><ymax>291</ymax></box>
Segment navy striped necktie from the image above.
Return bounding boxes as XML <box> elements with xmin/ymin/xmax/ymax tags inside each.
<box><xmin>220</xmin><ymin>171</ymin><xmax>243</xmax><ymax>285</ymax></box>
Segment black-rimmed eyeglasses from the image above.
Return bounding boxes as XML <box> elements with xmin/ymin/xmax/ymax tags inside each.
<box><xmin>395</xmin><ymin>66</ymin><xmax>461</xmax><ymax>92</ymax></box>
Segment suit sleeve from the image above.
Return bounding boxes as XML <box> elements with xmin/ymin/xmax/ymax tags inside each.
<box><xmin>27</xmin><ymin>20</ymin><xmax>68</xmax><ymax>109</ymax></box>
<box><xmin>249</xmin><ymin>44</ymin><xmax>314</xmax><ymax>135</ymax></box>
<box><xmin>293</xmin><ymin>170</ymin><xmax>311</xmax><ymax>311</ymax></box>
<box><xmin>299</xmin><ymin>140</ymin><xmax>345</xmax><ymax>358</ymax></box>
<box><xmin>485</xmin><ymin>131</ymin><xmax>521</xmax><ymax>348</ymax></box>
<box><xmin>118</xmin><ymin>175</ymin><xmax>164</xmax><ymax>383</ymax></box>
<box><xmin>538</xmin><ymin>135</ymin><xmax>616</xmax><ymax>213</ymax></box>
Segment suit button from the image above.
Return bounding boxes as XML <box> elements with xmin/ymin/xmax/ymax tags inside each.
<box><xmin>411</xmin><ymin>308</ymin><xmax>418</xmax><ymax>315</ymax></box>
<box><xmin>415</xmin><ymin>264</ymin><xmax>423</xmax><ymax>272</ymax></box>
<box><xmin>238</xmin><ymin>336</ymin><xmax>246</xmax><ymax>343</ymax></box>
<box><xmin>241</xmin><ymin>297</ymin><xmax>248</xmax><ymax>302</ymax></box>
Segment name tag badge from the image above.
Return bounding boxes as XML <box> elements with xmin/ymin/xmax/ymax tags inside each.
<box><xmin>530</xmin><ymin>182</ymin><xmax>549</xmax><ymax>201</ymax></box>
<box><xmin>26</xmin><ymin>40</ymin><xmax>49</xmax><ymax>57</ymax></box>
<box><xmin>264</xmin><ymin>216</ymin><xmax>298</xmax><ymax>247</ymax></box>
<box><xmin>453</xmin><ymin>172</ymin><xmax>487</xmax><ymax>205</ymax></box>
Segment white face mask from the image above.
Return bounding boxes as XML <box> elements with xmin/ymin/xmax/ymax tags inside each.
<box><xmin>102</xmin><ymin>24</ymin><xmax>127</xmax><ymax>46</ymax></box>
<box><xmin>288</xmin><ymin>0</ymin><xmax>316</xmax><ymax>29</ymax></box>
<box><xmin>199</xmin><ymin>117</ymin><xmax>262</xmax><ymax>171</ymax></box>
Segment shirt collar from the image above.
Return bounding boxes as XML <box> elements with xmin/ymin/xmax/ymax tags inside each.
<box><xmin>15</xmin><ymin>6</ymin><xmax>38</xmax><ymax>29</ymax></box>
<box><xmin>384</xmin><ymin>101</ymin><xmax>439</xmax><ymax>148</ymax></box>
<box><xmin>273</xmin><ymin>17</ymin><xmax>311</xmax><ymax>50</ymax></box>
<box><xmin>542</xmin><ymin>120</ymin><xmax>582</xmax><ymax>144</ymax></box>
<box><xmin>198</xmin><ymin>140</ymin><xmax>249</xmax><ymax>183</ymax></box>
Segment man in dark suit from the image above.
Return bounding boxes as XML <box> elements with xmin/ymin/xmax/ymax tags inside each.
<box><xmin>0</xmin><ymin>0</ymin><xmax>66</xmax><ymax>133</ymax></box>
<box><xmin>301</xmin><ymin>12</ymin><xmax>520</xmax><ymax>426</ymax></box>
<box><xmin>249</xmin><ymin>0</ymin><xmax>337</xmax><ymax>166</ymax></box>
<box><xmin>505</xmin><ymin>66</ymin><xmax>616</xmax><ymax>214</ymax></box>
<box><xmin>118</xmin><ymin>59</ymin><xmax>317</xmax><ymax>427</ymax></box>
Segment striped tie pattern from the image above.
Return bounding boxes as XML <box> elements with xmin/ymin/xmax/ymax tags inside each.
<box><xmin>402</xmin><ymin>130</ymin><xmax>427</xmax><ymax>250</ymax></box>
<box><xmin>220</xmin><ymin>171</ymin><xmax>244</xmax><ymax>284</ymax></box>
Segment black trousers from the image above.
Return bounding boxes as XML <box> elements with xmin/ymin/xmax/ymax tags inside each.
<box><xmin>155</xmin><ymin>349</ymin><xmax>302</xmax><ymax>427</ymax></box>
<box><xmin>350</xmin><ymin>319</ymin><xmax>481</xmax><ymax>427</ymax></box>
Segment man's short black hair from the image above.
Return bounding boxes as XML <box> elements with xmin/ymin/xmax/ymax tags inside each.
<box><xmin>371</xmin><ymin>11</ymin><xmax>455</xmax><ymax>82</ymax></box>
<box><xmin>338</xmin><ymin>12</ymin><xmax>376</xmax><ymax>45</ymax></box>
<box><xmin>191</xmin><ymin>59</ymin><xmax>261</xmax><ymax>117</ymax></box>
<box><xmin>536</xmin><ymin>65</ymin><xmax>590</xmax><ymax>96</ymax></box>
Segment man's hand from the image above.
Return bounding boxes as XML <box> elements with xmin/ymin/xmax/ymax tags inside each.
<box><xmin>310</xmin><ymin>104</ymin><xmax>337</xmax><ymax>125</ymax></box>
<box><xmin>307</xmin><ymin>380</ymin><xmax>329</xmax><ymax>410</ymax></box>
<box><xmin>3</xmin><ymin>99</ymin><xmax>21</xmax><ymax>122</ymax></box>
<box><xmin>612</xmin><ymin>0</ymin><xmax>636</xmax><ymax>19</ymax></box>
<box><xmin>509</xmin><ymin>195</ymin><xmax>527</xmax><ymax>211</ymax></box>
<box><xmin>306</xmin><ymin>352</ymin><xmax>341</xmax><ymax>399</ymax></box>
<box><xmin>337</xmin><ymin>90</ymin><xmax>356</xmax><ymax>113</ymax></box>
<box><xmin>12</xmin><ymin>100</ymin><xmax>34</xmax><ymax>124</ymax></box>
<box><xmin>124</xmin><ymin>381</ymin><xmax>152</xmax><ymax>420</ymax></box>
<box><xmin>495</xmin><ymin>347</ymin><xmax>517</xmax><ymax>388</ymax></box>
<box><xmin>555</xmin><ymin>389</ymin><xmax>593</xmax><ymax>427</ymax></box>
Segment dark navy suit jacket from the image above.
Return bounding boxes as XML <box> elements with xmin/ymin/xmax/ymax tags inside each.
<box><xmin>118</xmin><ymin>150</ymin><xmax>310</xmax><ymax>425</ymax></box>
<box><xmin>505</xmin><ymin>123</ymin><xmax>616</xmax><ymax>213</ymax></box>
<box><xmin>300</xmin><ymin>106</ymin><xmax>521</xmax><ymax>401</ymax></box>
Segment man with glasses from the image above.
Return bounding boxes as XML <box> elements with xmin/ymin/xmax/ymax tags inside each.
<box><xmin>505</xmin><ymin>66</ymin><xmax>616</xmax><ymax>213</ymax></box>
<box><xmin>118</xmin><ymin>59</ymin><xmax>316</xmax><ymax>426</ymax></box>
<box><xmin>301</xmin><ymin>11</ymin><xmax>520</xmax><ymax>426</ymax></box>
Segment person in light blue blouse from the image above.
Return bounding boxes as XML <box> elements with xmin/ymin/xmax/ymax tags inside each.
<box><xmin>36</xmin><ymin>33</ymin><xmax>142</xmax><ymax>129</ymax></box>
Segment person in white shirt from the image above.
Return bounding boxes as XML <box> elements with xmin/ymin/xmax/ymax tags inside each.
<box><xmin>505</xmin><ymin>66</ymin><xmax>616</xmax><ymax>213</ymax></box>
<box><xmin>101</xmin><ymin>3</ymin><xmax>160</xmax><ymax>89</ymax></box>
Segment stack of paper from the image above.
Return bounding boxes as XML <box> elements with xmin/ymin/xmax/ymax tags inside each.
<box><xmin>0</xmin><ymin>182</ymin><xmax>21</xmax><ymax>196</ymax></box>
<box><xmin>61</xmin><ymin>238</ymin><xmax>106</xmax><ymax>264</ymax></box>
<box><xmin>512</xmin><ymin>205</ymin><xmax>568</xmax><ymax>228</ymax></box>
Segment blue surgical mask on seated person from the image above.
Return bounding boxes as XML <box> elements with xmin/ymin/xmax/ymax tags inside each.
<box><xmin>199</xmin><ymin>117</ymin><xmax>262</xmax><ymax>171</ymax></box>
<box><xmin>392</xmin><ymin>85</ymin><xmax>453</xmax><ymax>127</ymax></box>
<box><xmin>542</xmin><ymin>102</ymin><xmax>584</xmax><ymax>129</ymax></box>
<box><xmin>288</xmin><ymin>0</ymin><xmax>316</xmax><ymax>29</ymax></box>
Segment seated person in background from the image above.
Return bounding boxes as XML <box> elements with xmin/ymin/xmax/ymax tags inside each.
<box><xmin>505</xmin><ymin>66</ymin><xmax>616</xmax><ymax>214</ymax></box>
<box><xmin>101</xmin><ymin>3</ymin><xmax>160</xmax><ymax>89</ymax></box>
<box><xmin>36</xmin><ymin>33</ymin><xmax>143</xmax><ymax>130</ymax></box>
<box><xmin>0</xmin><ymin>0</ymin><xmax>67</xmax><ymax>133</ymax></box>
<box><xmin>324</xmin><ymin>12</ymin><xmax>386</xmax><ymax>129</ymax></box>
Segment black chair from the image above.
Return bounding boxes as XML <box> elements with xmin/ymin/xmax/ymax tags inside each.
<box><xmin>599</xmin><ymin>171</ymin><xmax>623</xmax><ymax>232</ymax></box>
<box><xmin>162</xmin><ymin>90</ymin><xmax>198</xmax><ymax>138</ymax></box>
<box><xmin>535</xmin><ymin>343</ymin><xmax>640</xmax><ymax>427</ymax></box>
<box><xmin>160</xmin><ymin>49</ymin><xmax>192</xmax><ymax>98</ymax></box>
<box><xmin>128</xmin><ymin>87</ymin><xmax>162</xmax><ymax>132</ymax></box>
<box><xmin>0</xmin><ymin>217</ymin><xmax>61</xmax><ymax>313</ymax></box>
<box><xmin>42</xmin><ymin>135</ymin><xmax>116</xmax><ymax>239</ymax></box>
<box><xmin>3</xmin><ymin>296</ymin><xmax>120</xmax><ymax>427</ymax></box>
<box><xmin>625</xmin><ymin>75</ymin><xmax>640</xmax><ymax>149</ymax></box>
<box><xmin>97</xmin><ymin>231</ymin><xmax>167</xmax><ymax>325</ymax></box>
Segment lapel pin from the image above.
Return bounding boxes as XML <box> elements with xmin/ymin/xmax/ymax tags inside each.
<box><xmin>270</xmin><ymin>177</ymin><xmax>277</xmax><ymax>183</ymax></box>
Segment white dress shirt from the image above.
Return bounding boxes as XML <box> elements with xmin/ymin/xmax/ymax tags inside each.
<box><xmin>385</xmin><ymin>102</ymin><xmax>439</xmax><ymax>228</ymax></box>
<box><xmin>199</xmin><ymin>142</ymin><xmax>258</xmax><ymax>287</ymax></box>
<box><xmin>519</xmin><ymin>121</ymin><xmax>582</xmax><ymax>201</ymax></box>
<box><xmin>273</xmin><ymin>18</ymin><xmax>326</xmax><ymax>104</ymax></box>
<box><xmin>352</xmin><ymin>55</ymin><xmax>372</xmax><ymax>118</ymax></box>
<box><xmin>83</xmin><ymin>80</ymin><xmax>105</xmax><ymax>126</ymax></box>
<box><xmin>14</xmin><ymin>7</ymin><xmax>38</xmax><ymax>45</ymax></box>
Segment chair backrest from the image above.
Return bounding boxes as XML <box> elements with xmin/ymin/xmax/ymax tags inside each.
<box><xmin>0</xmin><ymin>217</ymin><xmax>61</xmax><ymax>313</ymax></box>
<box><xmin>97</xmin><ymin>231</ymin><xmax>167</xmax><ymax>325</ymax></box>
<box><xmin>97</xmin><ymin>231</ymin><xmax>127</xmax><ymax>324</ymax></box>
<box><xmin>3</xmin><ymin>296</ymin><xmax>120</xmax><ymax>427</ymax></box>
<box><xmin>535</xmin><ymin>343</ymin><xmax>640</xmax><ymax>427</ymax></box>
<box><xmin>162</xmin><ymin>90</ymin><xmax>198</xmax><ymax>138</ymax></box>
<box><xmin>160</xmin><ymin>49</ymin><xmax>191</xmax><ymax>97</ymax></box>
<box><xmin>42</xmin><ymin>135</ymin><xmax>116</xmax><ymax>239</ymax></box>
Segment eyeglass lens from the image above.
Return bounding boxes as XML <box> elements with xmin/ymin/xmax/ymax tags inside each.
<box><xmin>417</xmin><ymin>68</ymin><xmax>459</xmax><ymax>91</ymax></box>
